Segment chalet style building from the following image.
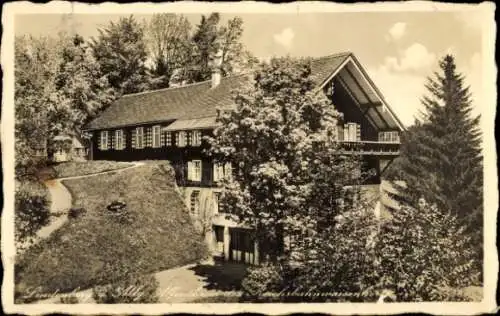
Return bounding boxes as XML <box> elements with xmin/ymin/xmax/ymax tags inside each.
<box><xmin>84</xmin><ymin>52</ymin><xmax>404</xmax><ymax>264</ymax></box>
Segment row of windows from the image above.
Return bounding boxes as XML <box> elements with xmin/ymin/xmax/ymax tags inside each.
<box><xmin>99</xmin><ymin>127</ymin><xmax>202</xmax><ymax>150</ymax></box>
<box><xmin>187</xmin><ymin>160</ymin><xmax>232</xmax><ymax>182</ymax></box>
<box><xmin>378</xmin><ymin>131</ymin><xmax>400</xmax><ymax>143</ymax></box>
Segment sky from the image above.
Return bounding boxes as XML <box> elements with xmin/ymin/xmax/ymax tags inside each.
<box><xmin>14</xmin><ymin>11</ymin><xmax>486</xmax><ymax>127</ymax></box>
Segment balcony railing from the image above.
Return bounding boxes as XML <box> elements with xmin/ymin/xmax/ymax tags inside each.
<box><xmin>337</xmin><ymin>140</ymin><xmax>400</xmax><ymax>156</ymax></box>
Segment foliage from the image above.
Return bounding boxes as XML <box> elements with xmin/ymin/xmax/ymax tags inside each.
<box><xmin>145</xmin><ymin>14</ymin><xmax>192</xmax><ymax>89</ymax></box>
<box><xmin>92</xmin><ymin>274</ymin><xmax>159</xmax><ymax>303</ymax></box>
<box><xmin>373</xmin><ymin>199</ymin><xmax>480</xmax><ymax>301</ymax></box>
<box><xmin>59</xmin><ymin>295</ymin><xmax>79</xmax><ymax>304</ymax></box>
<box><xmin>14</xmin><ymin>35</ymin><xmax>60</xmax><ymax>178</ymax></box>
<box><xmin>53</xmin><ymin>34</ymin><xmax>116</xmax><ymax>135</ymax></box>
<box><xmin>186</xmin><ymin>13</ymin><xmax>249</xmax><ymax>83</ymax></box>
<box><xmin>241</xmin><ymin>262</ymin><xmax>284</xmax><ymax>300</ymax></box>
<box><xmin>15</xmin><ymin>161</ymin><xmax>208</xmax><ymax>296</ymax></box>
<box><xmin>90</xmin><ymin>15</ymin><xmax>151</xmax><ymax>94</ymax></box>
<box><xmin>15</xmin><ymin>33</ymin><xmax>116</xmax><ymax>178</ymax></box>
<box><xmin>15</xmin><ymin>181</ymin><xmax>51</xmax><ymax>248</ymax></box>
<box><xmin>208</xmin><ymin>57</ymin><xmax>378</xmax><ymax>301</ymax></box>
<box><xmin>386</xmin><ymin>54</ymin><xmax>483</xmax><ymax>275</ymax></box>
<box><xmin>189</xmin><ymin>13</ymin><xmax>221</xmax><ymax>83</ymax></box>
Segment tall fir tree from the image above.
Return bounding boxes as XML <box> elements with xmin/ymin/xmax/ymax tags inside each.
<box><xmin>90</xmin><ymin>15</ymin><xmax>150</xmax><ymax>94</ymax></box>
<box><xmin>189</xmin><ymin>13</ymin><xmax>221</xmax><ymax>83</ymax></box>
<box><xmin>387</xmin><ymin>54</ymin><xmax>483</xmax><ymax>271</ymax></box>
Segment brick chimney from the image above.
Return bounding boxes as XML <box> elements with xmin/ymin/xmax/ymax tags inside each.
<box><xmin>211</xmin><ymin>49</ymin><xmax>223</xmax><ymax>88</ymax></box>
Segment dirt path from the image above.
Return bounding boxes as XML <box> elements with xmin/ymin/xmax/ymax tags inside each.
<box><xmin>34</xmin><ymin>162</ymin><xmax>145</xmax><ymax>242</ymax></box>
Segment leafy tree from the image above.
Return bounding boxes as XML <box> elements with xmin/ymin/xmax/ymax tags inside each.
<box><xmin>54</xmin><ymin>34</ymin><xmax>116</xmax><ymax>135</ymax></box>
<box><xmin>386</xmin><ymin>54</ymin><xmax>482</xmax><ymax>270</ymax></box>
<box><xmin>374</xmin><ymin>198</ymin><xmax>480</xmax><ymax>301</ymax></box>
<box><xmin>14</xmin><ymin>35</ymin><xmax>61</xmax><ymax>177</ymax></box>
<box><xmin>189</xmin><ymin>13</ymin><xmax>221</xmax><ymax>82</ymax></box>
<box><xmin>90</xmin><ymin>15</ymin><xmax>150</xmax><ymax>94</ymax></box>
<box><xmin>208</xmin><ymin>57</ymin><xmax>378</xmax><ymax>301</ymax></box>
<box><xmin>187</xmin><ymin>13</ymin><xmax>248</xmax><ymax>83</ymax></box>
<box><xmin>218</xmin><ymin>16</ymin><xmax>245</xmax><ymax>76</ymax></box>
<box><xmin>145</xmin><ymin>14</ymin><xmax>192</xmax><ymax>89</ymax></box>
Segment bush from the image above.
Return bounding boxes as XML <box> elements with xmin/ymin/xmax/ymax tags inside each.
<box><xmin>15</xmin><ymin>180</ymin><xmax>51</xmax><ymax>246</ymax></box>
<box><xmin>374</xmin><ymin>199</ymin><xmax>480</xmax><ymax>301</ymax></box>
<box><xmin>241</xmin><ymin>262</ymin><xmax>284</xmax><ymax>301</ymax></box>
<box><xmin>92</xmin><ymin>274</ymin><xmax>159</xmax><ymax>303</ymax></box>
<box><xmin>60</xmin><ymin>295</ymin><xmax>79</xmax><ymax>304</ymax></box>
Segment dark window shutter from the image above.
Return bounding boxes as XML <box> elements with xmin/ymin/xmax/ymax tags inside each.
<box><xmin>131</xmin><ymin>129</ymin><xmax>136</xmax><ymax>149</ymax></box>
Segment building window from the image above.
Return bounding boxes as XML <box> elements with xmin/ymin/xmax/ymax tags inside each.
<box><xmin>152</xmin><ymin>125</ymin><xmax>161</xmax><ymax>148</ymax></box>
<box><xmin>190</xmin><ymin>191</ymin><xmax>200</xmax><ymax>216</ymax></box>
<box><xmin>191</xmin><ymin>131</ymin><xmax>202</xmax><ymax>146</ymax></box>
<box><xmin>100</xmin><ymin>131</ymin><xmax>109</xmax><ymax>150</ymax></box>
<box><xmin>135</xmin><ymin>127</ymin><xmax>144</xmax><ymax>148</ymax></box>
<box><xmin>213</xmin><ymin>163</ymin><xmax>225</xmax><ymax>182</ymax></box>
<box><xmin>176</xmin><ymin>131</ymin><xmax>187</xmax><ymax>147</ymax></box>
<box><xmin>115</xmin><ymin>130</ymin><xmax>125</xmax><ymax>150</ymax></box>
<box><xmin>188</xmin><ymin>160</ymin><xmax>202</xmax><ymax>182</ymax></box>
<box><xmin>224</xmin><ymin>162</ymin><xmax>233</xmax><ymax>181</ymax></box>
<box><xmin>379</xmin><ymin>131</ymin><xmax>400</xmax><ymax>143</ymax></box>
<box><xmin>213</xmin><ymin>192</ymin><xmax>221</xmax><ymax>214</ymax></box>
<box><xmin>165</xmin><ymin>132</ymin><xmax>172</xmax><ymax>146</ymax></box>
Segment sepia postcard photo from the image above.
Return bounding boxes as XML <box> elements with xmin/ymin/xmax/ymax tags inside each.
<box><xmin>1</xmin><ymin>1</ymin><xmax>498</xmax><ymax>315</ymax></box>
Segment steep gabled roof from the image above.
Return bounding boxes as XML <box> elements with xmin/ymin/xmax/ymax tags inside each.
<box><xmin>84</xmin><ymin>52</ymin><xmax>384</xmax><ymax>131</ymax></box>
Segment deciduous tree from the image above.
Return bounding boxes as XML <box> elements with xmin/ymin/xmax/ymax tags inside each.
<box><xmin>90</xmin><ymin>15</ymin><xmax>150</xmax><ymax>94</ymax></box>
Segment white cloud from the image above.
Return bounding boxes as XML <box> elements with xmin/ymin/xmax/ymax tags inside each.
<box><xmin>384</xmin><ymin>43</ymin><xmax>436</xmax><ymax>72</ymax></box>
<box><xmin>369</xmin><ymin>50</ymin><xmax>485</xmax><ymax>127</ymax></box>
<box><xmin>273</xmin><ymin>27</ymin><xmax>295</xmax><ymax>50</ymax></box>
<box><xmin>387</xmin><ymin>22</ymin><xmax>407</xmax><ymax>41</ymax></box>
<box><xmin>367</xmin><ymin>65</ymin><xmax>427</xmax><ymax>126</ymax></box>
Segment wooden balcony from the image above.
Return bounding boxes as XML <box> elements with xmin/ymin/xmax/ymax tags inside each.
<box><xmin>337</xmin><ymin>140</ymin><xmax>400</xmax><ymax>156</ymax></box>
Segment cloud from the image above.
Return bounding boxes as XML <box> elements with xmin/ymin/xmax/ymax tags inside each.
<box><xmin>367</xmin><ymin>65</ymin><xmax>427</xmax><ymax>126</ymax></box>
<box><xmin>383</xmin><ymin>43</ymin><xmax>436</xmax><ymax>72</ymax></box>
<box><xmin>273</xmin><ymin>27</ymin><xmax>295</xmax><ymax>49</ymax></box>
<box><xmin>387</xmin><ymin>22</ymin><xmax>407</xmax><ymax>41</ymax></box>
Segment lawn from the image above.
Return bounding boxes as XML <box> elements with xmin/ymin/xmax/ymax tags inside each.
<box><xmin>51</xmin><ymin>160</ymin><xmax>134</xmax><ymax>178</ymax></box>
<box><xmin>15</xmin><ymin>161</ymin><xmax>208</xmax><ymax>301</ymax></box>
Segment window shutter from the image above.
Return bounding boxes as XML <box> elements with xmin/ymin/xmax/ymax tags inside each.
<box><xmin>356</xmin><ymin>124</ymin><xmax>361</xmax><ymax>141</ymax></box>
<box><xmin>97</xmin><ymin>133</ymin><xmax>101</xmax><ymax>150</ymax></box>
<box><xmin>111</xmin><ymin>131</ymin><xmax>115</xmax><ymax>149</ymax></box>
<box><xmin>175</xmin><ymin>132</ymin><xmax>179</xmax><ymax>147</ymax></box>
<box><xmin>343</xmin><ymin>124</ymin><xmax>349</xmax><ymax>141</ymax></box>
<box><xmin>213</xmin><ymin>163</ymin><xmax>219</xmax><ymax>182</ymax></box>
<box><xmin>160</xmin><ymin>129</ymin><xmax>165</xmax><ymax>146</ymax></box>
<box><xmin>146</xmin><ymin>128</ymin><xmax>152</xmax><ymax>147</ymax></box>
<box><xmin>187</xmin><ymin>131</ymin><xmax>191</xmax><ymax>146</ymax></box>
<box><xmin>131</xmin><ymin>129</ymin><xmax>136</xmax><ymax>149</ymax></box>
<box><xmin>187</xmin><ymin>161</ymin><xmax>193</xmax><ymax>181</ymax></box>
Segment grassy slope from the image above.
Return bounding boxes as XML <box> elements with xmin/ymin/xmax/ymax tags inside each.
<box><xmin>52</xmin><ymin>161</ymin><xmax>133</xmax><ymax>178</ymax></box>
<box><xmin>16</xmin><ymin>161</ymin><xmax>208</xmax><ymax>295</ymax></box>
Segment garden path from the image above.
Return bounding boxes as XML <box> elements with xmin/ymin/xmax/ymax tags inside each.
<box><xmin>36</xmin><ymin>162</ymin><xmax>145</xmax><ymax>241</ymax></box>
